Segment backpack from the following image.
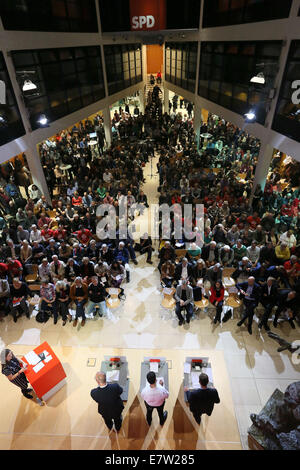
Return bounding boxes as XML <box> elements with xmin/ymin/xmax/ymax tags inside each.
<box><xmin>35</xmin><ymin>311</ymin><xmax>50</xmax><ymax>323</ymax></box>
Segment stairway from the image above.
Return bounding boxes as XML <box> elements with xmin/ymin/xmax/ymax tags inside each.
<box><xmin>145</xmin><ymin>74</ymin><xmax>164</xmax><ymax>105</ymax></box>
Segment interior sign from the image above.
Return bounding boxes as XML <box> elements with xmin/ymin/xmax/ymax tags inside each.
<box><xmin>132</xmin><ymin>15</ymin><xmax>155</xmax><ymax>30</ymax></box>
<box><xmin>130</xmin><ymin>0</ymin><xmax>166</xmax><ymax>31</ymax></box>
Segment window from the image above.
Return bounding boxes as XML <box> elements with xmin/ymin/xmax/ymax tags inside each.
<box><xmin>203</xmin><ymin>0</ymin><xmax>292</xmax><ymax>28</ymax></box>
<box><xmin>165</xmin><ymin>42</ymin><xmax>198</xmax><ymax>93</ymax></box>
<box><xmin>104</xmin><ymin>44</ymin><xmax>142</xmax><ymax>96</ymax></box>
<box><xmin>11</xmin><ymin>46</ymin><xmax>105</xmax><ymax>130</ymax></box>
<box><xmin>0</xmin><ymin>0</ymin><xmax>98</xmax><ymax>32</ymax></box>
<box><xmin>0</xmin><ymin>52</ymin><xmax>25</xmax><ymax>146</ymax></box>
<box><xmin>272</xmin><ymin>41</ymin><xmax>300</xmax><ymax>143</ymax></box>
<box><xmin>198</xmin><ymin>40</ymin><xmax>282</xmax><ymax>125</ymax></box>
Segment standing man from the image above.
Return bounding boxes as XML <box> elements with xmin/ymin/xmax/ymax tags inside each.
<box><xmin>141</xmin><ymin>371</ymin><xmax>169</xmax><ymax>426</ymax></box>
<box><xmin>236</xmin><ymin>276</ymin><xmax>261</xmax><ymax>335</ymax></box>
<box><xmin>90</xmin><ymin>372</ymin><xmax>124</xmax><ymax>432</ymax></box>
<box><xmin>184</xmin><ymin>373</ymin><xmax>220</xmax><ymax>425</ymax></box>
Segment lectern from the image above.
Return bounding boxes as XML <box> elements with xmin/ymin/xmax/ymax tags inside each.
<box><xmin>21</xmin><ymin>341</ymin><xmax>66</xmax><ymax>401</ymax></box>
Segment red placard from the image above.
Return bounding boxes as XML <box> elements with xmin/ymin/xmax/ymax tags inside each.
<box><xmin>130</xmin><ymin>0</ymin><xmax>166</xmax><ymax>31</ymax></box>
<box><xmin>150</xmin><ymin>359</ymin><xmax>161</xmax><ymax>363</ymax></box>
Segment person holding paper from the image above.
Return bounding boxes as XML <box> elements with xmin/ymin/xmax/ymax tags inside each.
<box><xmin>90</xmin><ymin>372</ymin><xmax>124</xmax><ymax>432</ymax></box>
<box><xmin>141</xmin><ymin>371</ymin><xmax>169</xmax><ymax>426</ymax></box>
<box><xmin>184</xmin><ymin>373</ymin><xmax>220</xmax><ymax>425</ymax></box>
<box><xmin>9</xmin><ymin>277</ymin><xmax>32</xmax><ymax>323</ymax></box>
<box><xmin>1</xmin><ymin>349</ymin><xmax>33</xmax><ymax>399</ymax></box>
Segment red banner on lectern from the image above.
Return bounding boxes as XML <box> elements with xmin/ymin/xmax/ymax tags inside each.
<box><xmin>130</xmin><ymin>0</ymin><xmax>166</xmax><ymax>31</ymax></box>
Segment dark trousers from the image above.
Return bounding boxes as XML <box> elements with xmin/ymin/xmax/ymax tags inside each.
<box><xmin>57</xmin><ymin>300</ymin><xmax>70</xmax><ymax>321</ymax></box>
<box><xmin>259</xmin><ymin>299</ymin><xmax>275</xmax><ymax>327</ymax></box>
<box><xmin>175</xmin><ymin>302</ymin><xmax>194</xmax><ymax>322</ymax></box>
<box><xmin>239</xmin><ymin>299</ymin><xmax>257</xmax><ymax>327</ymax></box>
<box><xmin>192</xmin><ymin>410</ymin><xmax>202</xmax><ymax>424</ymax></box>
<box><xmin>75</xmin><ymin>300</ymin><xmax>86</xmax><ymax>320</ymax></box>
<box><xmin>41</xmin><ymin>299</ymin><xmax>57</xmax><ymax>320</ymax></box>
<box><xmin>11</xmin><ymin>298</ymin><xmax>29</xmax><ymax>320</ymax></box>
<box><xmin>144</xmin><ymin>400</ymin><xmax>166</xmax><ymax>425</ymax></box>
<box><xmin>161</xmin><ymin>277</ymin><xmax>174</xmax><ymax>288</ymax></box>
<box><xmin>101</xmin><ymin>413</ymin><xmax>123</xmax><ymax>431</ymax></box>
<box><xmin>140</xmin><ymin>245</ymin><xmax>152</xmax><ymax>261</ymax></box>
<box><xmin>213</xmin><ymin>300</ymin><xmax>223</xmax><ymax>321</ymax></box>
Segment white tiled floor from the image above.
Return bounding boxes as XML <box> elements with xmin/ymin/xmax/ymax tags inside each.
<box><xmin>0</xmin><ymin>153</ymin><xmax>299</xmax><ymax>450</ymax></box>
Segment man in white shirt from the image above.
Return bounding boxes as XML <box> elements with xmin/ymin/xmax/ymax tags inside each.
<box><xmin>29</xmin><ymin>225</ymin><xmax>42</xmax><ymax>244</ymax></box>
<box><xmin>279</xmin><ymin>230</ymin><xmax>296</xmax><ymax>249</ymax></box>
<box><xmin>141</xmin><ymin>371</ymin><xmax>169</xmax><ymax>426</ymax></box>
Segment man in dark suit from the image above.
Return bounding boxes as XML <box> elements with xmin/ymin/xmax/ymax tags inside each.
<box><xmin>174</xmin><ymin>279</ymin><xmax>194</xmax><ymax>325</ymax></box>
<box><xmin>184</xmin><ymin>373</ymin><xmax>220</xmax><ymax>425</ymax></box>
<box><xmin>90</xmin><ymin>372</ymin><xmax>124</xmax><ymax>432</ymax></box>
<box><xmin>236</xmin><ymin>276</ymin><xmax>261</xmax><ymax>334</ymax></box>
<box><xmin>258</xmin><ymin>277</ymin><xmax>278</xmax><ymax>331</ymax></box>
<box><xmin>174</xmin><ymin>257</ymin><xmax>193</xmax><ymax>283</ymax></box>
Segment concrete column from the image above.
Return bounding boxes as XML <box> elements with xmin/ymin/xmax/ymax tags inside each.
<box><xmin>95</xmin><ymin>0</ymin><xmax>109</xmax><ymax>98</ymax></box>
<box><xmin>251</xmin><ymin>143</ymin><xmax>274</xmax><ymax>197</ymax></box>
<box><xmin>164</xmin><ymin>87</ymin><xmax>169</xmax><ymax>114</ymax></box>
<box><xmin>26</xmin><ymin>145</ymin><xmax>51</xmax><ymax>204</ymax></box>
<box><xmin>103</xmin><ymin>106</ymin><xmax>112</xmax><ymax>147</ymax></box>
<box><xmin>193</xmin><ymin>105</ymin><xmax>202</xmax><ymax>150</ymax></box>
<box><xmin>139</xmin><ymin>87</ymin><xmax>145</xmax><ymax>114</ymax></box>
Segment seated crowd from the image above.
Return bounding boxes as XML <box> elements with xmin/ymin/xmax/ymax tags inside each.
<box><xmin>156</xmin><ymin>112</ymin><xmax>300</xmax><ymax>334</ymax></box>
<box><xmin>0</xmin><ymin>95</ymin><xmax>299</xmax><ymax>340</ymax></box>
<box><xmin>0</xmin><ymin>101</ymin><xmax>165</xmax><ymax>327</ymax></box>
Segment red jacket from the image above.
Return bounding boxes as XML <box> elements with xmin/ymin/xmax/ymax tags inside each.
<box><xmin>210</xmin><ymin>286</ymin><xmax>225</xmax><ymax>304</ymax></box>
<box><xmin>74</xmin><ymin>229</ymin><xmax>92</xmax><ymax>245</ymax></box>
<box><xmin>72</xmin><ymin>196</ymin><xmax>82</xmax><ymax>206</ymax></box>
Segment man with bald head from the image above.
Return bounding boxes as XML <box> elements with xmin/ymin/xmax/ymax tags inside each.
<box><xmin>90</xmin><ymin>371</ymin><xmax>124</xmax><ymax>431</ymax></box>
<box><xmin>236</xmin><ymin>276</ymin><xmax>261</xmax><ymax>335</ymax></box>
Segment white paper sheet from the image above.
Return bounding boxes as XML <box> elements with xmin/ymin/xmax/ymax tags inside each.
<box><xmin>163</xmin><ymin>288</ymin><xmax>173</xmax><ymax>295</ymax></box>
<box><xmin>203</xmin><ymin>367</ymin><xmax>213</xmax><ymax>384</ymax></box>
<box><xmin>33</xmin><ymin>362</ymin><xmax>45</xmax><ymax>373</ymax></box>
<box><xmin>109</xmin><ymin>288</ymin><xmax>119</xmax><ymax>295</ymax></box>
<box><xmin>150</xmin><ymin>362</ymin><xmax>158</xmax><ymax>373</ymax></box>
<box><xmin>106</xmin><ymin>370</ymin><xmax>120</xmax><ymax>382</ymax></box>
<box><xmin>191</xmin><ymin>371</ymin><xmax>200</xmax><ymax>389</ymax></box>
<box><xmin>24</xmin><ymin>351</ymin><xmax>40</xmax><ymax>366</ymax></box>
<box><xmin>184</xmin><ymin>362</ymin><xmax>191</xmax><ymax>374</ymax></box>
<box><xmin>44</xmin><ymin>355</ymin><xmax>52</xmax><ymax>363</ymax></box>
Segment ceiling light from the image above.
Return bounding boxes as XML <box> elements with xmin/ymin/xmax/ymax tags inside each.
<box><xmin>244</xmin><ymin>111</ymin><xmax>256</xmax><ymax>121</ymax></box>
<box><xmin>250</xmin><ymin>72</ymin><xmax>265</xmax><ymax>85</ymax></box>
<box><xmin>38</xmin><ymin>114</ymin><xmax>48</xmax><ymax>126</ymax></box>
<box><xmin>23</xmin><ymin>79</ymin><xmax>37</xmax><ymax>92</ymax></box>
